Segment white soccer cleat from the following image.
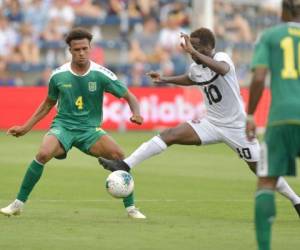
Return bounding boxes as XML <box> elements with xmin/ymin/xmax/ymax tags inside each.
<box><xmin>126</xmin><ymin>206</ymin><xmax>146</xmax><ymax>219</ymax></box>
<box><xmin>0</xmin><ymin>199</ymin><xmax>24</xmax><ymax>217</ymax></box>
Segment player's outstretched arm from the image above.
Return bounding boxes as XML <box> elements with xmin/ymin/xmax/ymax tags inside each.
<box><xmin>7</xmin><ymin>97</ymin><xmax>57</xmax><ymax>137</ymax></box>
<box><xmin>180</xmin><ymin>33</ymin><xmax>230</xmax><ymax>76</ymax></box>
<box><xmin>122</xmin><ymin>90</ymin><xmax>143</xmax><ymax>125</ymax></box>
<box><xmin>146</xmin><ymin>71</ymin><xmax>195</xmax><ymax>86</ymax></box>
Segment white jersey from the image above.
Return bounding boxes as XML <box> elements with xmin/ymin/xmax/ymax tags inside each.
<box><xmin>188</xmin><ymin>52</ymin><xmax>246</xmax><ymax>128</ymax></box>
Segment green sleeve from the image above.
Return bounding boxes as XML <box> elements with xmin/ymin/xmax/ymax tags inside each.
<box><xmin>104</xmin><ymin>77</ymin><xmax>128</xmax><ymax>98</ymax></box>
<box><xmin>251</xmin><ymin>31</ymin><xmax>270</xmax><ymax>70</ymax></box>
<box><xmin>48</xmin><ymin>76</ymin><xmax>59</xmax><ymax>101</ymax></box>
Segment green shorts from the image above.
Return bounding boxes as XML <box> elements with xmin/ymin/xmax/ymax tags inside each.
<box><xmin>47</xmin><ymin>125</ymin><xmax>107</xmax><ymax>159</ymax></box>
<box><xmin>257</xmin><ymin>124</ymin><xmax>300</xmax><ymax>177</ymax></box>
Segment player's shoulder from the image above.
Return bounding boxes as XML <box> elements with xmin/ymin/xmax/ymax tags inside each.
<box><xmin>50</xmin><ymin>62</ymin><xmax>70</xmax><ymax>79</ymax></box>
<box><xmin>213</xmin><ymin>51</ymin><xmax>232</xmax><ymax>62</ymax></box>
<box><xmin>90</xmin><ymin>61</ymin><xmax>118</xmax><ymax>81</ymax></box>
<box><xmin>213</xmin><ymin>51</ymin><xmax>234</xmax><ymax>69</ymax></box>
<box><xmin>189</xmin><ymin>62</ymin><xmax>199</xmax><ymax>69</ymax></box>
<box><xmin>188</xmin><ymin>62</ymin><xmax>218</xmax><ymax>84</ymax></box>
<box><xmin>189</xmin><ymin>62</ymin><xmax>207</xmax><ymax>73</ymax></box>
<box><xmin>260</xmin><ymin>23</ymin><xmax>287</xmax><ymax>40</ymax></box>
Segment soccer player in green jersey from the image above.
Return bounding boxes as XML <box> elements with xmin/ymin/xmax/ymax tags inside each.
<box><xmin>0</xmin><ymin>27</ymin><xmax>146</xmax><ymax>219</ymax></box>
<box><xmin>246</xmin><ymin>0</ymin><xmax>300</xmax><ymax>249</ymax></box>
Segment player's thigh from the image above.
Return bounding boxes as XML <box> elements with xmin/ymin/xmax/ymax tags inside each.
<box><xmin>258</xmin><ymin>125</ymin><xmax>300</xmax><ymax>177</ymax></box>
<box><xmin>47</xmin><ymin>126</ymin><xmax>74</xmax><ymax>160</ymax></box>
<box><xmin>36</xmin><ymin>134</ymin><xmax>65</xmax><ymax>163</ymax></box>
<box><xmin>88</xmin><ymin>134</ymin><xmax>124</xmax><ymax>159</ymax></box>
<box><xmin>221</xmin><ymin>126</ymin><xmax>260</xmax><ymax>163</ymax></box>
<box><xmin>181</xmin><ymin>119</ymin><xmax>222</xmax><ymax>146</ymax></box>
<box><xmin>160</xmin><ymin>122</ymin><xmax>201</xmax><ymax>146</ymax></box>
<box><xmin>245</xmin><ymin>160</ymin><xmax>257</xmax><ymax>174</ymax></box>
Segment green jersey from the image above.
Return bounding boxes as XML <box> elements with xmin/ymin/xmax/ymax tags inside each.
<box><xmin>252</xmin><ymin>22</ymin><xmax>300</xmax><ymax>126</ymax></box>
<box><xmin>48</xmin><ymin>61</ymin><xmax>127</xmax><ymax>130</ymax></box>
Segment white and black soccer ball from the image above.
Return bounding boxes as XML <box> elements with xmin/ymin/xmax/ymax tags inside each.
<box><xmin>105</xmin><ymin>170</ymin><xmax>134</xmax><ymax>198</ymax></box>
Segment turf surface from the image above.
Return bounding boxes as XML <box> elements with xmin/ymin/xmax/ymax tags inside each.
<box><xmin>0</xmin><ymin>131</ymin><xmax>299</xmax><ymax>250</ymax></box>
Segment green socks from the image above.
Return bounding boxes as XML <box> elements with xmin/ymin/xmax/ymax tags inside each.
<box><xmin>255</xmin><ymin>189</ymin><xmax>276</xmax><ymax>250</ymax></box>
<box><xmin>17</xmin><ymin>160</ymin><xmax>134</xmax><ymax>210</ymax></box>
<box><xmin>123</xmin><ymin>192</ymin><xmax>134</xmax><ymax>208</ymax></box>
<box><xmin>17</xmin><ymin>160</ymin><xmax>44</xmax><ymax>202</ymax></box>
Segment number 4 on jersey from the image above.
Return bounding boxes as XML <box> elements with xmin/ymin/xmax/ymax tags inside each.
<box><xmin>75</xmin><ymin>96</ymin><xmax>84</xmax><ymax>110</ymax></box>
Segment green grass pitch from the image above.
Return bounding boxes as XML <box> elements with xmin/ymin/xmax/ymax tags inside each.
<box><xmin>0</xmin><ymin>131</ymin><xmax>299</xmax><ymax>250</ymax></box>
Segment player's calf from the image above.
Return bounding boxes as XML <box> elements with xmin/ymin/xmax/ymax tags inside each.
<box><xmin>294</xmin><ymin>204</ymin><xmax>300</xmax><ymax>218</ymax></box>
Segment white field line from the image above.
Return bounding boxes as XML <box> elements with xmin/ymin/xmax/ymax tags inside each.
<box><xmin>0</xmin><ymin>199</ymin><xmax>268</xmax><ymax>203</ymax></box>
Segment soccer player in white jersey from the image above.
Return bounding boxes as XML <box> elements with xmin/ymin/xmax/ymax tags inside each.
<box><xmin>99</xmin><ymin>27</ymin><xmax>300</xmax><ymax>215</ymax></box>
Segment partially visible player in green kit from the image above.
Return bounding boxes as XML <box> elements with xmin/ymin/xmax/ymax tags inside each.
<box><xmin>0</xmin><ymin>27</ymin><xmax>146</xmax><ymax>219</ymax></box>
<box><xmin>246</xmin><ymin>0</ymin><xmax>300</xmax><ymax>249</ymax></box>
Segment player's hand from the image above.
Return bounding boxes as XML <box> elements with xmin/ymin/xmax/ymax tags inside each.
<box><xmin>130</xmin><ymin>115</ymin><xmax>143</xmax><ymax>125</ymax></box>
<box><xmin>246</xmin><ymin>119</ymin><xmax>256</xmax><ymax>141</ymax></box>
<box><xmin>146</xmin><ymin>71</ymin><xmax>163</xmax><ymax>84</ymax></box>
<box><xmin>7</xmin><ymin>125</ymin><xmax>29</xmax><ymax>137</ymax></box>
<box><xmin>180</xmin><ymin>33</ymin><xmax>196</xmax><ymax>54</ymax></box>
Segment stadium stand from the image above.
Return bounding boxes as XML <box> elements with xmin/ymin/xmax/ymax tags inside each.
<box><xmin>0</xmin><ymin>0</ymin><xmax>279</xmax><ymax>86</ymax></box>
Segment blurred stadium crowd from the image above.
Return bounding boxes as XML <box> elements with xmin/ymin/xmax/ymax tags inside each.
<box><xmin>0</xmin><ymin>0</ymin><xmax>280</xmax><ymax>87</ymax></box>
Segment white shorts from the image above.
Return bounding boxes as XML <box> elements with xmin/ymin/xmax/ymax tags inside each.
<box><xmin>187</xmin><ymin>118</ymin><xmax>260</xmax><ymax>162</ymax></box>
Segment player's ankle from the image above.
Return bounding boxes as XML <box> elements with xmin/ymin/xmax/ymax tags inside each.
<box><xmin>126</xmin><ymin>205</ymin><xmax>135</xmax><ymax>212</ymax></box>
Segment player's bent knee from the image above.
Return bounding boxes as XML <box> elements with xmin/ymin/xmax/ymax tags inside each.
<box><xmin>257</xmin><ymin>177</ymin><xmax>278</xmax><ymax>190</ymax></box>
<box><xmin>160</xmin><ymin>128</ymin><xmax>179</xmax><ymax>145</ymax></box>
<box><xmin>35</xmin><ymin>150</ymin><xmax>52</xmax><ymax>164</ymax></box>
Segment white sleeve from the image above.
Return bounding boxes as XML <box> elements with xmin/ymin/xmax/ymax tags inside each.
<box><xmin>188</xmin><ymin>63</ymin><xmax>218</xmax><ymax>84</ymax></box>
<box><xmin>187</xmin><ymin>63</ymin><xmax>198</xmax><ymax>82</ymax></box>
<box><xmin>214</xmin><ymin>52</ymin><xmax>235</xmax><ymax>70</ymax></box>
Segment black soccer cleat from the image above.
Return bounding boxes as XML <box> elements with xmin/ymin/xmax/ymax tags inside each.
<box><xmin>98</xmin><ymin>157</ymin><xmax>130</xmax><ymax>172</ymax></box>
<box><xmin>294</xmin><ymin>203</ymin><xmax>300</xmax><ymax>218</ymax></box>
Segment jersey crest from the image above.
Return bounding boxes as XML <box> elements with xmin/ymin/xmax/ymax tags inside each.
<box><xmin>88</xmin><ymin>82</ymin><xmax>97</xmax><ymax>92</ymax></box>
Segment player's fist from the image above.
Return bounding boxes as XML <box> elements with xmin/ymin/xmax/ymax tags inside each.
<box><xmin>180</xmin><ymin>33</ymin><xmax>195</xmax><ymax>54</ymax></box>
<box><xmin>7</xmin><ymin>125</ymin><xmax>29</xmax><ymax>137</ymax></box>
<box><xmin>246</xmin><ymin>120</ymin><xmax>256</xmax><ymax>141</ymax></box>
<box><xmin>130</xmin><ymin>115</ymin><xmax>143</xmax><ymax>125</ymax></box>
<box><xmin>146</xmin><ymin>71</ymin><xmax>162</xmax><ymax>83</ymax></box>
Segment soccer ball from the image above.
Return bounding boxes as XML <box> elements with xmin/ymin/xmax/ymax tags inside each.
<box><xmin>105</xmin><ymin>170</ymin><xmax>134</xmax><ymax>198</ymax></box>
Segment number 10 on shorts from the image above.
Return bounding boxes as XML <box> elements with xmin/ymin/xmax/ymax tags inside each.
<box><xmin>236</xmin><ymin>147</ymin><xmax>252</xmax><ymax>160</ymax></box>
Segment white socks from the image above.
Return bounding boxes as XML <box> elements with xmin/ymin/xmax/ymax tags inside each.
<box><xmin>124</xmin><ymin>136</ymin><xmax>167</xmax><ymax>168</ymax></box>
<box><xmin>126</xmin><ymin>205</ymin><xmax>135</xmax><ymax>212</ymax></box>
<box><xmin>123</xmin><ymin>136</ymin><xmax>300</xmax><ymax>206</ymax></box>
<box><xmin>15</xmin><ymin>199</ymin><xmax>24</xmax><ymax>205</ymax></box>
<box><xmin>276</xmin><ymin>177</ymin><xmax>300</xmax><ymax>205</ymax></box>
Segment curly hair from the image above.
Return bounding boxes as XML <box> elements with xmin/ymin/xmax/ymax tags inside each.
<box><xmin>65</xmin><ymin>27</ymin><xmax>93</xmax><ymax>46</ymax></box>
